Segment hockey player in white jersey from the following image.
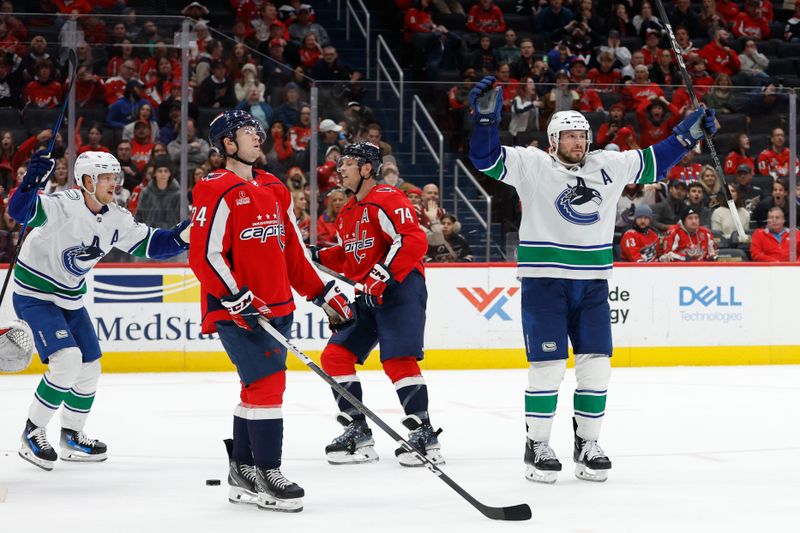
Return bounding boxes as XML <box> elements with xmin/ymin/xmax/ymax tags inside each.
<box><xmin>10</xmin><ymin>150</ymin><xmax>190</xmax><ymax>471</ymax></box>
<box><xmin>468</xmin><ymin>76</ymin><xmax>718</xmax><ymax>484</ymax></box>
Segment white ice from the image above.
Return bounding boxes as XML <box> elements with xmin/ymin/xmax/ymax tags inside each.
<box><xmin>1</xmin><ymin>366</ymin><xmax>799</xmax><ymax>533</ymax></box>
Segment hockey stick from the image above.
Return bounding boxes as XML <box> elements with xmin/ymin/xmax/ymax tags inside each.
<box><xmin>0</xmin><ymin>48</ymin><xmax>78</xmax><ymax>307</ymax></box>
<box><xmin>652</xmin><ymin>0</ymin><xmax>747</xmax><ymax>238</ymax></box>
<box><xmin>313</xmin><ymin>260</ymin><xmax>364</xmax><ymax>290</ymax></box>
<box><xmin>257</xmin><ymin>316</ymin><xmax>532</xmax><ymax>521</ymax></box>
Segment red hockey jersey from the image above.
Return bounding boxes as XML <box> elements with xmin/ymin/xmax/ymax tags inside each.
<box><xmin>724</xmin><ymin>151</ymin><xmax>755</xmax><ymax>175</ymax></box>
<box><xmin>757</xmin><ymin>147</ymin><xmax>797</xmax><ymax>178</ymax></box>
<box><xmin>189</xmin><ymin>168</ymin><xmax>325</xmax><ymax>333</ymax></box>
<box><xmin>621</xmin><ymin>227</ymin><xmax>660</xmax><ymax>262</ymax></box>
<box><xmin>318</xmin><ymin>185</ymin><xmax>427</xmax><ymax>284</ymax></box>
<box><xmin>662</xmin><ymin>224</ymin><xmax>717</xmax><ymax>261</ymax></box>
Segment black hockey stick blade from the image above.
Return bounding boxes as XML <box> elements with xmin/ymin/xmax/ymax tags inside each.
<box><xmin>257</xmin><ymin>317</ymin><xmax>533</xmax><ymax>521</ymax></box>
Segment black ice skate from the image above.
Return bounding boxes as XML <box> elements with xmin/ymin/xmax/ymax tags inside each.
<box><xmin>394</xmin><ymin>415</ymin><xmax>444</xmax><ymax>467</ymax></box>
<box><xmin>224</xmin><ymin>439</ymin><xmax>258</xmax><ymax>505</ymax></box>
<box><xmin>254</xmin><ymin>467</ymin><xmax>304</xmax><ymax>513</ymax></box>
<box><xmin>573</xmin><ymin>418</ymin><xmax>612</xmax><ymax>482</ymax></box>
<box><xmin>19</xmin><ymin>419</ymin><xmax>57</xmax><ymax>471</ymax></box>
<box><xmin>325</xmin><ymin>412</ymin><xmax>378</xmax><ymax>465</ymax></box>
<box><xmin>524</xmin><ymin>439</ymin><xmax>562</xmax><ymax>484</ymax></box>
<box><xmin>60</xmin><ymin>428</ymin><xmax>108</xmax><ymax>462</ymax></box>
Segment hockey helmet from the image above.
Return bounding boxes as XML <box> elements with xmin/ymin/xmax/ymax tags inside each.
<box><xmin>337</xmin><ymin>141</ymin><xmax>382</xmax><ymax>178</ymax></box>
<box><xmin>209</xmin><ymin>110</ymin><xmax>266</xmax><ymax>157</ymax></box>
<box><xmin>74</xmin><ymin>151</ymin><xmax>123</xmax><ymax>202</ymax></box>
<box><xmin>546</xmin><ymin>110</ymin><xmax>592</xmax><ymax>160</ymax></box>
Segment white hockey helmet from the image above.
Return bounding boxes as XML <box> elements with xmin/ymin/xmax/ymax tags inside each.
<box><xmin>547</xmin><ymin>110</ymin><xmax>592</xmax><ymax>161</ymax></box>
<box><xmin>74</xmin><ymin>151</ymin><xmax>123</xmax><ymax>200</ymax></box>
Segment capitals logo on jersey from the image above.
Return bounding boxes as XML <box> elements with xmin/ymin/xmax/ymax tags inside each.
<box><xmin>343</xmin><ymin>208</ymin><xmax>375</xmax><ymax>264</ymax></box>
<box><xmin>555</xmin><ymin>177</ymin><xmax>603</xmax><ymax>225</ymax></box>
<box><xmin>62</xmin><ymin>236</ymin><xmax>105</xmax><ymax>276</ymax></box>
<box><xmin>239</xmin><ymin>201</ymin><xmax>286</xmax><ymax>250</ymax></box>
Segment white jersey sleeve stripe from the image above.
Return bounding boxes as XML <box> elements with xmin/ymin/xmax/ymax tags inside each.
<box><xmin>377</xmin><ymin>207</ymin><xmax>403</xmax><ymax>267</ymax></box>
<box><xmin>206</xmin><ymin>196</ymin><xmax>239</xmax><ymax>294</ymax></box>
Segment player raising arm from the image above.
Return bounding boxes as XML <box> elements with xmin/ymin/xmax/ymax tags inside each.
<box><xmin>310</xmin><ymin>142</ymin><xmax>444</xmax><ymax>467</ymax></box>
<box><xmin>188</xmin><ymin>110</ymin><xmax>352</xmax><ymax>513</ymax></box>
<box><xmin>13</xmin><ymin>151</ymin><xmax>189</xmax><ymax>471</ymax></box>
<box><xmin>468</xmin><ymin>75</ymin><xmax>717</xmax><ymax>484</ymax></box>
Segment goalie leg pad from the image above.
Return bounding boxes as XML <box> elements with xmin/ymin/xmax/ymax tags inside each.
<box><xmin>573</xmin><ymin>354</ymin><xmax>611</xmax><ymax>441</ymax></box>
<box><xmin>525</xmin><ymin>360</ymin><xmax>567</xmax><ymax>442</ymax></box>
<box><xmin>0</xmin><ymin>319</ymin><xmax>34</xmax><ymax>373</ymax></box>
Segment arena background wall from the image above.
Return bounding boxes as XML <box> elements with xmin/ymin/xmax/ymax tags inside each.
<box><xmin>5</xmin><ymin>263</ymin><xmax>799</xmax><ymax>374</ymax></box>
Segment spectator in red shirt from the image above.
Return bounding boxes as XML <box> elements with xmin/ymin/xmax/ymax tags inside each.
<box><xmin>715</xmin><ymin>0</ymin><xmax>741</xmax><ymax>25</ymax></box>
<box><xmin>640</xmin><ymin>29</ymin><xmax>664</xmax><ymax>65</ymax></box>
<box><xmin>724</xmin><ymin>133</ymin><xmax>756</xmax><ymax>175</ymax></box>
<box><xmin>672</xmin><ymin>55</ymin><xmax>715</xmax><ymax>110</ymax></box>
<box><xmin>75</xmin><ymin>65</ymin><xmax>105</xmax><ymax>107</ymax></box>
<box><xmin>289</xmin><ymin>104</ymin><xmax>312</xmax><ymax>152</ymax></box>
<box><xmin>317</xmin><ymin>189</ymin><xmax>346</xmax><ymax>246</ymax></box>
<box><xmin>650</xmin><ymin>48</ymin><xmax>682</xmax><ymax>86</ymax></box>
<box><xmin>588</xmin><ymin>51</ymin><xmax>622</xmax><ymax>92</ymax></box>
<box><xmin>495</xmin><ymin>62</ymin><xmax>519</xmax><ymax>110</ymax></box>
<box><xmin>622</xmin><ymin>64</ymin><xmax>664</xmax><ymax>111</ymax></box>
<box><xmin>661</xmin><ymin>206</ymin><xmax>717</xmax><ymax>262</ymax></box>
<box><xmin>130</xmin><ymin>121</ymin><xmax>155</xmax><ymax>172</ymax></box>
<box><xmin>699</xmin><ymin>28</ymin><xmax>740</xmax><ymax>76</ymax></box>
<box><xmin>636</xmin><ymin>95</ymin><xmax>681</xmax><ymax>147</ymax></box>
<box><xmin>577</xmin><ymin>79</ymin><xmax>603</xmax><ymax>112</ymax></box>
<box><xmin>668</xmin><ymin>149</ymin><xmax>704</xmax><ymax>182</ymax></box>
<box><xmin>77</xmin><ymin>123</ymin><xmax>110</xmax><ymax>155</ymax></box>
<box><xmin>107</xmin><ymin>40</ymin><xmax>141</xmax><ymax>78</ymax></box>
<box><xmin>299</xmin><ymin>32</ymin><xmax>322</xmax><ymax>69</ymax></box>
<box><xmin>757</xmin><ymin>127</ymin><xmax>796</xmax><ymax>179</ymax></box>
<box><xmin>467</xmin><ymin>0</ymin><xmax>506</xmax><ymax>34</ymax></box>
<box><xmin>750</xmin><ymin>207</ymin><xmax>800</xmax><ymax>262</ymax></box>
<box><xmin>621</xmin><ymin>204</ymin><xmax>661</xmax><ymax>262</ymax></box>
<box><xmin>404</xmin><ymin>0</ymin><xmax>442</xmax><ymax>42</ymax></box>
<box><xmin>0</xmin><ymin>4</ymin><xmax>27</xmax><ymax>41</ymax></box>
<box><xmin>23</xmin><ymin>60</ymin><xmax>61</xmax><ymax>108</ymax></box>
<box><xmin>596</xmin><ymin>102</ymin><xmax>625</xmax><ymax>149</ymax></box>
<box><xmin>105</xmin><ymin>59</ymin><xmax>138</xmax><ymax>105</ymax></box>
<box><xmin>732</xmin><ymin>0</ymin><xmax>770</xmax><ymax>40</ymax></box>
<box><xmin>53</xmin><ymin>0</ymin><xmax>92</xmax><ymax>14</ymax></box>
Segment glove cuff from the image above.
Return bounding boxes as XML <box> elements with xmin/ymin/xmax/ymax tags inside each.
<box><xmin>221</xmin><ymin>287</ymin><xmax>253</xmax><ymax>313</ymax></box>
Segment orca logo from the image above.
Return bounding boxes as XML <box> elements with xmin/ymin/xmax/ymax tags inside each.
<box><xmin>554</xmin><ymin>177</ymin><xmax>603</xmax><ymax>225</ymax></box>
<box><xmin>62</xmin><ymin>236</ymin><xmax>105</xmax><ymax>276</ymax></box>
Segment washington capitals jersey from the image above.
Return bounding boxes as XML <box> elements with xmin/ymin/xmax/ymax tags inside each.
<box><xmin>13</xmin><ymin>190</ymin><xmax>168</xmax><ymax>310</ymax></box>
<box><xmin>318</xmin><ymin>185</ymin><xmax>427</xmax><ymax>283</ymax></box>
<box><xmin>188</xmin><ymin>168</ymin><xmax>325</xmax><ymax>333</ymax></box>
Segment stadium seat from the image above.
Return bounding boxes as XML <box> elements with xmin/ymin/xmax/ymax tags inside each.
<box><xmin>757</xmin><ymin>39</ymin><xmax>780</xmax><ymax>56</ymax></box>
<box><xmin>23</xmin><ymin>107</ymin><xmax>60</xmax><ymax>131</ymax></box>
<box><xmin>504</xmin><ymin>14</ymin><xmax>533</xmax><ymax>33</ymax></box>
<box><xmin>620</xmin><ymin>36</ymin><xmax>642</xmax><ymax>51</ymax></box>
<box><xmin>776</xmin><ymin>41</ymin><xmax>800</xmax><ymax>58</ymax></box>
<box><xmin>584</xmin><ymin>111</ymin><xmax>606</xmax><ymax>132</ymax></box>
<box><xmin>77</xmin><ymin>107</ymin><xmax>107</xmax><ymax>126</ymax></box>
<box><xmin>0</xmin><ymin>107</ymin><xmax>22</xmax><ymax>128</ymax></box>
<box><xmin>717</xmin><ymin>113</ymin><xmax>747</xmax><ymax>134</ymax></box>
<box><xmin>432</xmin><ymin>13</ymin><xmax>466</xmax><ymax>30</ymax></box>
<box><xmin>749</xmin><ymin>114</ymin><xmax>784</xmax><ymax>135</ymax></box>
<box><xmin>717</xmin><ymin>248</ymin><xmax>748</xmax><ymax>261</ymax></box>
<box><xmin>712</xmin><ymin>132</ymin><xmax>739</xmax><ymax>153</ymax></box>
<box><xmin>767</xmin><ymin>58</ymin><xmax>796</xmax><ymax>76</ymax></box>
<box><xmin>751</xmin><ymin>173</ymin><xmax>774</xmax><ymax>192</ymax></box>
<box><xmin>599</xmin><ymin>91</ymin><xmax>621</xmax><ymax>109</ymax></box>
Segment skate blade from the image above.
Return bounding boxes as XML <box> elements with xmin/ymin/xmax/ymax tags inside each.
<box><xmin>525</xmin><ymin>465</ymin><xmax>559</xmax><ymax>484</ymax></box>
<box><xmin>228</xmin><ymin>486</ymin><xmax>258</xmax><ymax>505</ymax></box>
<box><xmin>326</xmin><ymin>446</ymin><xmax>379</xmax><ymax>465</ymax></box>
<box><xmin>60</xmin><ymin>451</ymin><xmax>108</xmax><ymax>462</ymax></box>
<box><xmin>18</xmin><ymin>449</ymin><xmax>54</xmax><ymax>471</ymax></box>
<box><xmin>575</xmin><ymin>463</ymin><xmax>609</xmax><ymax>482</ymax></box>
<box><xmin>397</xmin><ymin>449</ymin><xmax>445</xmax><ymax>467</ymax></box>
<box><xmin>256</xmin><ymin>495</ymin><xmax>303</xmax><ymax>513</ymax></box>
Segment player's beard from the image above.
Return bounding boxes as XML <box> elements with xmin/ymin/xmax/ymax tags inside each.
<box><xmin>557</xmin><ymin>146</ymin><xmax>585</xmax><ymax>165</ymax></box>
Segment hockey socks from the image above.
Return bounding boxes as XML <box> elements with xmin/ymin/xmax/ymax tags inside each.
<box><xmin>331</xmin><ymin>376</ymin><xmax>365</xmax><ymax>420</ymax></box>
<box><xmin>573</xmin><ymin>354</ymin><xmax>611</xmax><ymax>441</ymax></box>
<box><xmin>231</xmin><ymin>414</ymin><xmax>253</xmax><ymax>464</ymax></box>
<box><xmin>525</xmin><ymin>360</ymin><xmax>566</xmax><ymax>442</ymax></box>
<box><xmin>384</xmin><ymin>357</ymin><xmax>430</xmax><ymax>421</ymax></box>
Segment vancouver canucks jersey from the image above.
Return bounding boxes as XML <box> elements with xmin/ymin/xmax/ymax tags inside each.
<box><xmin>14</xmin><ymin>189</ymin><xmax>160</xmax><ymax>309</ymax></box>
<box><xmin>481</xmin><ymin>145</ymin><xmax>660</xmax><ymax>280</ymax></box>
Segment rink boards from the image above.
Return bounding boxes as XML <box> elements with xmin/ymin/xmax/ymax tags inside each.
<box><xmin>4</xmin><ymin>263</ymin><xmax>799</xmax><ymax>373</ymax></box>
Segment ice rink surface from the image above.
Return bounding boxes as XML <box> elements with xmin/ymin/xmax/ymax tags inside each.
<box><xmin>1</xmin><ymin>366</ymin><xmax>798</xmax><ymax>533</ymax></box>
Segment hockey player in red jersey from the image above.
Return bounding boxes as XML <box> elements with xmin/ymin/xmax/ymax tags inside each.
<box><xmin>188</xmin><ymin>110</ymin><xmax>353</xmax><ymax>513</ymax></box>
<box><xmin>620</xmin><ymin>204</ymin><xmax>660</xmax><ymax>262</ymax></box>
<box><xmin>310</xmin><ymin>142</ymin><xmax>444</xmax><ymax>467</ymax></box>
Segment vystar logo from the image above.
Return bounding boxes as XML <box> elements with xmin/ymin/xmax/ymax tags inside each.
<box><xmin>458</xmin><ymin>287</ymin><xmax>519</xmax><ymax>321</ymax></box>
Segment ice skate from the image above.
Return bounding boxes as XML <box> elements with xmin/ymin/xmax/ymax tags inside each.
<box><xmin>325</xmin><ymin>412</ymin><xmax>378</xmax><ymax>465</ymax></box>
<box><xmin>19</xmin><ymin>419</ymin><xmax>57</xmax><ymax>471</ymax></box>
<box><xmin>59</xmin><ymin>428</ymin><xmax>107</xmax><ymax>462</ymax></box>
<box><xmin>224</xmin><ymin>439</ymin><xmax>258</xmax><ymax>505</ymax></box>
<box><xmin>394</xmin><ymin>415</ymin><xmax>444</xmax><ymax>467</ymax></box>
<box><xmin>254</xmin><ymin>467</ymin><xmax>304</xmax><ymax>513</ymax></box>
<box><xmin>573</xmin><ymin>419</ymin><xmax>612</xmax><ymax>482</ymax></box>
<box><xmin>524</xmin><ymin>439</ymin><xmax>562</xmax><ymax>484</ymax></box>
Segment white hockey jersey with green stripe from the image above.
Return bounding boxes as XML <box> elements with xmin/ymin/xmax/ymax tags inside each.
<box><xmin>481</xmin><ymin>145</ymin><xmax>659</xmax><ymax>280</ymax></box>
<box><xmin>14</xmin><ymin>190</ymin><xmax>157</xmax><ymax>309</ymax></box>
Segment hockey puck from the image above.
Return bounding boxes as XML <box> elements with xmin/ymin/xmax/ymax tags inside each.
<box><xmin>205</xmin><ymin>479</ymin><xmax>221</xmax><ymax>486</ymax></box>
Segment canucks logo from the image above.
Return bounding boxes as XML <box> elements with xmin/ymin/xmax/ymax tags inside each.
<box><xmin>554</xmin><ymin>177</ymin><xmax>603</xmax><ymax>225</ymax></box>
<box><xmin>63</xmin><ymin>236</ymin><xmax>105</xmax><ymax>276</ymax></box>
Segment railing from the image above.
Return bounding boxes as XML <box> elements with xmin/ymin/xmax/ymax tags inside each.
<box><xmin>454</xmin><ymin>160</ymin><xmax>491</xmax><ymax>261</ymax></box>
<box><xmin>345</xmin><ymin>0</ymin><xmax>370</xmax><ymax>78</ymax></box>
<box><xmin>375</xmin><ymin>35</ymin><xmax>404</xmax><ymax>141</ymax></box>
<box><xmin>411</xmin><ymin>95</ymin><xmax>444</xmax><ymax>195</ymax></box>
